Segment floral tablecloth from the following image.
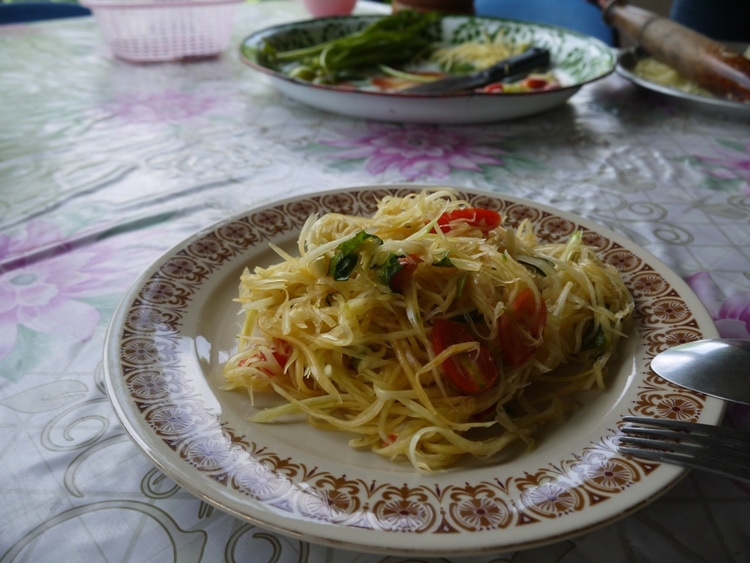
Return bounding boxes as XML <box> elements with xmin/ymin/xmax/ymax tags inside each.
<box><xmin>1</xmin><ymin>2</ymin><xmax>749</xmax><ymax>561</ymax></box>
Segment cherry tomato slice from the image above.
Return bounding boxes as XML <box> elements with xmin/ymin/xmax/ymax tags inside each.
<box><xmin>436</xmin><ymin>208</ymin><xmax>502</xmax><ymax>235</ymax></box>
<box><xmin>431</xmin><ymin>318</ymin><xmax>499</xmax><ymax>394</ymax></box>
<box><xmin>498</xmin><ymin>287</ymin><xmax>547</xmax><ymax>366</ymax></box>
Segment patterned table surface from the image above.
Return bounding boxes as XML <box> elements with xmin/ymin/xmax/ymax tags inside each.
<box><xmin>1</xmin><ymin>2</ymin><xmax>749</xmax><ymax>562</ymax></box>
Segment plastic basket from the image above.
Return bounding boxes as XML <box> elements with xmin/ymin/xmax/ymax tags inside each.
<box><xmin>81</xmin><ymin>0</ymin><xmax>241</xmax><ymax>62</ymax></box>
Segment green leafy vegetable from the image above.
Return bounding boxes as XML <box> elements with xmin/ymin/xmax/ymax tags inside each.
<box><xmin>455</xmin><ymin>271</ymin><xmax>468</xmax><ymax>298</ymax></box>
<box><xmin>329</xmin><ymin>231</ymin><xmax>383</xmax><ymax>281</ymax></box>
<box><xmin>377</xmin><ymin>64</ymin><xmax>442</xmax><ymax>83</ymax></box>
<box><xmin>432</xmin><ymin>256</ymin><xmax>455</xmax><ymax>268</ymax></box>
<box><xmin>375</xmin><ymin>252</ymin><xmax>403</xmax><ymax>286</ymax></box>
<box><xmin>582</xmin><ymin>325</ymin><xmax>607</xmax><ymax>350</ymax></box>
<box><xmin>265</xmin><ymin>11</ymin><xmax>442</xmax><ymax>84</ymax></box>
<box><xmin>516</xmin><ymin>254</ymin><xmax>555</xmax><ymax>277</ymax></box>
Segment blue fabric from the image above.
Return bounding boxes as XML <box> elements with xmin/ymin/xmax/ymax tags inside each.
<box><xmin>670</xmin><ymin>0</ymin><xmax>750</xmax><ymax>41</ymax></box>
<box><xmin>0</xmin><ymin>3</ymin><xmax>91</xmax><ymax>24</ymax></box>
<box><xmin>473</xmin><ymin>0</ymin><xmax>616</xmax><ymax>45</ymax></box>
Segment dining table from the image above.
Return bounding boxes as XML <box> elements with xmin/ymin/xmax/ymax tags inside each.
<box><xmin>2</xmin><ymin>1</ymin><xmax>750</xmax><ymax>561</ymax></box>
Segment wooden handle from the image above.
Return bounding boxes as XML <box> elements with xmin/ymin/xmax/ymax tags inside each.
<box><xmin>391</xmin><ymin>0</ymin><xmax>474</xmax><ymax>14</ymax></box>
<box><xmin>600</xmin><ymin>1</ymin><xmax>750</xmax><ymax>102</ymax></box>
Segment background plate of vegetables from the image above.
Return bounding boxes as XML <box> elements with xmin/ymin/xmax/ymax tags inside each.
<box><xmin>239</xmin><ymin>11</ymin><xmax>616</xmax><ymax>124</ymax></box>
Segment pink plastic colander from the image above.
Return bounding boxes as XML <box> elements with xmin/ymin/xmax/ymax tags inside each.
<box><xmin>81</xmin><ymin>0</ymin><xmax>241</xmax><ymax>62</ymax></box>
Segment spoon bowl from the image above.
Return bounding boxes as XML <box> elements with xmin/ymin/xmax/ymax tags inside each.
<box><xmin>651</xmin><ymin>338</ymin><xmax>750</xmax><ymax>405</ymax></box>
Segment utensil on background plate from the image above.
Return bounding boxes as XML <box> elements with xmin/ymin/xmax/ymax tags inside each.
<box><xmin>590</xmin><ymin>0</ymin><xmax>750</xmax><ymax>102</ymax></box>
<box><xmin>616</xmin><ymin>45</ymin><xmax>750</xmax><ymax>118</ymax></box>
<box><xmin>651</xmin><ymin>339</ymin><xmax>750</xmax><ymax>405</ymax></box>
<box><xmin>402</xmin><ymin>47</ymin><xmax>550</xmax><ymax>94</ymax></box>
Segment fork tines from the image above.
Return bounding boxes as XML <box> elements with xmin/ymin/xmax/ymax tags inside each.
<box><xmin>618</xmin><ymin>416</ymin><xmax>750</xmax><ymax>483</ymax></box>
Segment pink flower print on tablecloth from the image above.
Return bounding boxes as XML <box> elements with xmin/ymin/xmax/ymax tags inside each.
<box><xmin>686</xmin><ymin>271</ymin><xmax>750</xmax><ymax>339</ymax></box>
<box><xmin>690</xmin><ymin>139</ymin><xmax>750</xmax><ymax>195</ymax></box>
<box><xmin>320</xmin><ymin>123</ymin><xmax>510</xmax><ymax>180</ymax></box>
<box><xmin>0</xmin><ymin>220</ymin><xmax>141</xmax><ymax>362</ymax></box>
<box><xmin>107</xmin><ymin>89</ymin><xmax>219</xmax><ymax>124</ymax></box>
<box><xmin>685</xmin><ymin>270</ymin><xmax>750</xmax><ymax>491</ymax></box>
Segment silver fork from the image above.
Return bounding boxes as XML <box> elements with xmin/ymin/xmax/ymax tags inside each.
<box><xmin>618</xmin><ymin>416</ymin><xmax>750</xmax><ymax>483</ymax></box>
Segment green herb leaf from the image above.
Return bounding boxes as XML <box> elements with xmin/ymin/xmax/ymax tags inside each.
<box><xmin>582</xmin><ymin>325</ymin><xmax>607</xmax><ymax>350</ymax></box>
<box><xmin>455</xmin><ymin>271</ymin><xmax>468</xmax><ymax>298</ymax></box>
<box><xmin>375</xmin><ymin>252</ymin><xmax>403</xmax><ymax>286</ymax></box>
<box><xmin>432</xmin><ymin>256</ymin><xmax>455</xmax><ymax>268</ymax></box>
<box><xmin>329</xmin><ymin>231</ymin><xmax>383</xmax><ymax>281</ymax></box>
<box><xmin>271</xmin><ymin>11</ymin><xmax>442</xmax><ymax>84</ymax></box>
<box><xmin>516</xmin><ymin>254</ymin><xmax>554</xmax><ymax>277</ymax></box>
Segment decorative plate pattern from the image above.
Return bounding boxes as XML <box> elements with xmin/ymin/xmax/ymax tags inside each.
<box><xmin>104</xmin><ymin>186</ymin><xmax>722</xmax><ymax>556</ymax></box>
<box><xmin>238</xmin><ymin>16</ymin><xmax>616</xmax><ymax>124</ymax></box>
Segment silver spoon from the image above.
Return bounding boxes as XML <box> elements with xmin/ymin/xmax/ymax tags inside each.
<box><xmin>651</xmin><ymin>338</ymin><xmax>750</xmax><ymax>405</ymax></box>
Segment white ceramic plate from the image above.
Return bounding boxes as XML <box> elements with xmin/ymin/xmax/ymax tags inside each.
<box><xmin>617</xmin><ymin>45</ymin><xmax>750</xmax><ymax>118</ymax></box>
<box><xmin>238</xmin><ymin>15</ymin><xmax>615</xmax><ymax>124</ymax></box>
<box><xmin>105</xmin><ymin>185</ymin><xmax>722</xmax><ymax>556</ymax></box>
